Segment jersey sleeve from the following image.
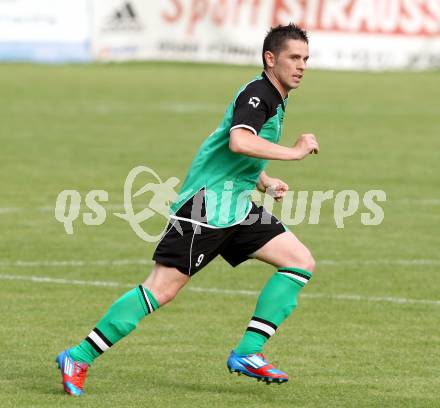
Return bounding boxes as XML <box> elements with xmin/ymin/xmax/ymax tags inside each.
<box><xmin>230</xmin><ymin>85</ymin><xmax>270</xmax><ymax>135</ymax></box>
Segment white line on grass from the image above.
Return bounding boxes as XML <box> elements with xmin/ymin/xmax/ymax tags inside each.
<box><xmin>0</xmin><ymin>258</ymin><xmax>439</xmax><ymax>268</ymax></box>
<box><xmin>0</xmin><ymin>273</ymin><xmax>127</xmax><ymax>288</ymax></box>
<box><xmin>1</xmin><ymin>197</ymin><xmax>439</xmax><ymax>215</ymax></box>
<box><xmin>7</xmin><ymin>103</ymin><xmax>439</xmax><ymax>116</ymax></box>
<box><xmin>0</xmin><ymin>273</ymin><xmax>439</xmax><ymax>307</ymax></box>
<box><xmin>0</xmin><ymin>207</ymin><xmax>21</xmax><ymax>214</ymax></box>
<box><xmin>0</xmin><ymin>259</ymin><xmax>152</xmax><ymax>268</ymax></box>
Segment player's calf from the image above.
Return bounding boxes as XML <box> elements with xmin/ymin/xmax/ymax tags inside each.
<box><xmin>55</xmin><ymin>265</ymin><xmax>189</xmax><ymax>396</ymax></box>
<box><xmin>56</xmin><ymin>284</ymin><xmax>160</xmax><ymax>396</ymax></box>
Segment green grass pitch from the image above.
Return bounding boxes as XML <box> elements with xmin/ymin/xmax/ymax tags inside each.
<box><xmin>0</xmin><ymin>62</ymin><xmax>439</xmax><ymax>407</ymax></box>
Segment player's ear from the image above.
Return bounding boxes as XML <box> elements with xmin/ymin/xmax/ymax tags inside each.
<box><xmin>264</xmin><ymin>50</ymin><xmax>276</xmax><ymax>68</ymax></box>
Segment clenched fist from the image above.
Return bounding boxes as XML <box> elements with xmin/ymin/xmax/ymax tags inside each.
<box><xmin>290</xmin><ymin>133</ymin><xmax>319</xmax><ymax>160</ymax></box>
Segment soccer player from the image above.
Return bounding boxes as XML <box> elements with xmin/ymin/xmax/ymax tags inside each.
<box><xmin>56</xmin><ymin>23</ymin><xmax>319</xmax><ymax>395</ymax></box>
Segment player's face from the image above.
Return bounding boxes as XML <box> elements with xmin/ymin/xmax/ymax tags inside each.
<box><xmin>272</xmin><ymin>39</ymin><xmax>309</xmax><ymax>92</ymax></box>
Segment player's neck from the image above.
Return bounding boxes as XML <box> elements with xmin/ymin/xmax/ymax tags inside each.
<box><xmin>264</xmin><ymin>70</ymin><xmax>288</xmax><ymax>99</ymax></box>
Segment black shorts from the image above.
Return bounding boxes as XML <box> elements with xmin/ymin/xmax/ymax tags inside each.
<box><xmin>152</xmin><ymin>202</ymin><xmax>286</xmax><ymax>276</ymax></box>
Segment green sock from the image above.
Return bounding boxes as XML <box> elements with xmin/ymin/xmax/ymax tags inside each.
<box><xmin>234</xmin><ymin>267</ymin><xmax>312</xmax><ymax>356</ymax></box>
<box><xmin>69</xmin><ymin>285</ymin><xmax>159</xmax><ymax>365</ymax></box>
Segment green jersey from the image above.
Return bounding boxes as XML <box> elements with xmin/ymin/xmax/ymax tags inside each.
<box><xmin>170</xmin><ymin>71</ymin><xmax>288</xmax><ymax>228</ymax></box>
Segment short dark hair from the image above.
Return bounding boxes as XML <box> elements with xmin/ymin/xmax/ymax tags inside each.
<box><xmin>262</xmin><ymin>23</ymin><xmax>308</xmax><ymax>68</ymax></box>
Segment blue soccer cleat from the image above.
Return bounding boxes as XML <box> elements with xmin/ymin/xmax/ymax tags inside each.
<box><xmin>227</xmin><ymin>350</ymin><xmax>289</xmax><ymax>384</ymax></box>
<box><xmin>56</xmin><ymin>350</ymin><xmax>89</xmax><ymax>396</ymax></box>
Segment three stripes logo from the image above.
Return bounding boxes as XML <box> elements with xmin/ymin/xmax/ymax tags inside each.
<box><xmin>102</xmin><ymin>1</ymin><xmax>144</xmax><ymax>32</ymax></box>
<box><xmin>241</xmin><ymin>354</ymin><xmax>266</xmax><ymax>369</ymax></box>
<box><xmin>63</xmin><ymin>355</ymin><xmax>74</xmax><ymax>376</ymax></box>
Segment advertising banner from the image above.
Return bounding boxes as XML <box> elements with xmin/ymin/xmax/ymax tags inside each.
<box><xmin>91</xmin><ymin>0</ymin><xmax>271</xmax><ymax>64</ymax></box>
<box><xmin>0</xmin><ymin>0</ymin><xmax>91</xmax><ymax>62</ymax></box>
<box><xmin>91</xmin><ymin>0</ymin><xmax>440</xmax><ymax>70</ymax></box>
<box><xmin>273</xmin><ymin>0</ymin><xmax>440</xmax><ymax>70</ymax></box>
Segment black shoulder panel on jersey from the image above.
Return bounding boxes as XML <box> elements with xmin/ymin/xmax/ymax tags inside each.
<box><xmin>230</xmin><ymin>72</ymin><xmax>285</xmax><ymax>135</ymax></box>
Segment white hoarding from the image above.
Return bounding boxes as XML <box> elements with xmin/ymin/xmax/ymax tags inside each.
<box><xmin>91</xmin><ymin>0</ymin><xmax>271</xmax><ymax>64</ymax></box>
<box><xmin>92</xmin><ymin>0</ymin><xmax>440</xmax><ymax>70</ymax></box>
<box><xmin>273</xmin><ymin>0</ymin><xmax>440</xmax><ymax>70</ymax></box>
<box><xmin>0</xmin><ymin>0</ymin><xmax>91</xmax><ymax>62</ymax></box>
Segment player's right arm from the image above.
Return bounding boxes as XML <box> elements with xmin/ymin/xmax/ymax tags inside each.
<box><xmin>228</xmin><ymin>79</ymin><xmax>318</xmax><ymax>161</ymax></box>
<box><xmin>229</xmin><ymin>128</ymin><xmax>318</xmax><ymax>160</ymax></box>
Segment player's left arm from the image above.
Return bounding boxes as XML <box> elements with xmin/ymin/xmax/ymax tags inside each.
<box><xmin>257</xmin><ymin>171</ymin><xmax>289</xmax><ymax>202</ymax></box>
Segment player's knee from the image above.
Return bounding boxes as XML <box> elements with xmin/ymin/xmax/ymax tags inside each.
<box><xmin>152</xmin><ymin>287</ymin><xmax>179</xmax><ymax>306</ymax></box>
<box><xmin>163</xmin><ymin>288</ymin><xmax>178</xmax><ymax>304</ymax></box>
<box><xmin>304</xmin><ymin>252</ymin><xmax>316</xmax><ymax>273</ymax></box>
<box><xmin>287</xmin><ymin>248</ymin><xmax>315</xmax><ymax>273</ymax></box>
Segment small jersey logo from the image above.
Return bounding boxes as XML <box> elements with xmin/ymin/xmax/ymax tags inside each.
<box><xmin>248</xmin><ymin>97</ymin><xmax>260</xmax><ymax>108</ymax></box>
<box><xmin>195</xmin><ymin>254</ymin><xmax>204</xmax><ymax>267</ymax></box>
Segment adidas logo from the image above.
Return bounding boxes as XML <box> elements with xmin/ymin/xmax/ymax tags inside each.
<box><xmin>102</xmin><ymin>1</ymin><xmax>144</xmax><ymax>32</ymax></box>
